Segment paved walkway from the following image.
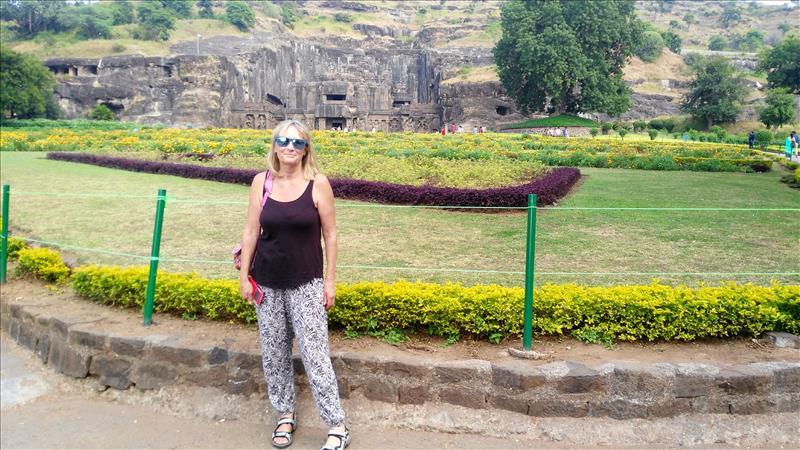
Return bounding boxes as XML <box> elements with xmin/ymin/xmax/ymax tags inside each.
<box><xmin>4</xmin><ymin>333</ymin><xmax>800</xmax><ymax>449</ymax></box>
<box><xmin>1</xmin><ymin>334</ymin><xmax>553</xmax><ymax>449</ymax></box>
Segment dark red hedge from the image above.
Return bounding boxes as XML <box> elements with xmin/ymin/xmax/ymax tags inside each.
<box><xmin>46</xmin><ymin>152</ymin><xmax>580</xmax><ymax>207</ymax></box>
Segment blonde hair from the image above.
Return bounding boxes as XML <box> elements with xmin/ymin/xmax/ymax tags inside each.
<box><xmin>267</xmin><ymin>119</ymin><xmax>319</xmax><ymax>180</ymax></box>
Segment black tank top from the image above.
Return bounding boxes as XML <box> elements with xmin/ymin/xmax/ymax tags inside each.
<box><xmin>251</xmin><ymin>180</ymin><xmax>323</xmax><ymax>289</ymax></box>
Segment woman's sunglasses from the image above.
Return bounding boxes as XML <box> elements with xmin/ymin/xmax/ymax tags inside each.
<box><xmin>274</xmin><ymin>136</ymin><xmax>308</xmax><ymax>151</ymax></box>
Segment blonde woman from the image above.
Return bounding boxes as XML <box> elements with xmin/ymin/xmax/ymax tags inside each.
<box><xmin>238</xmin><ymin>120</ymin><xmax>349</xmax><ymax>450</ymax></box>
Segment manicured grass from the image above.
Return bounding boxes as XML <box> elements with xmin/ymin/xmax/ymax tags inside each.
<box><xmin>1</xmin><ymin>152</ymin><xmax>798</xmax><ymax>287</ymax></box>
<box><xmin>503</xmin><ymin>115</ymin><xmax>599</xmax><ymax>130</ymax></box>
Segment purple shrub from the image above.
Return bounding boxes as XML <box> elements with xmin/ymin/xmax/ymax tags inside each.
<box><xmin>47</xmin><ymin>152</ymin><xmax>581</xmax><ymax>207</ymax></box>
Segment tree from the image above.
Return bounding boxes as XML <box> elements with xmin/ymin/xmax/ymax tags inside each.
<box><xmin>720</xmin><ymin>4</ymin><xmax>742</xmax><ymax>27</ymax></box>
<box><xmin>636</xmin><ymin>30</ymin><xmax>664</xmax><ymax>62</ymax></box>
<box><xmin>708</xmin><ymin>35</ymin><xmax>727</xmax><ymax>51</ymax></box>
<box><xmin>683</xmin><ymin>13</ymin><xmax>694</xmax><ymax>26</ymax></box>
<box><xmin>660</xmin><ymin>31</ymin><xmax>681</xmax><ymax>54</ymax></box>
<box><xmin>0</xmin><ymin>48</ymin><xmax>58</xmax><ymax>118</ymax></box>
<box><xmin>196</xmin><ymin>0</ymin><xmax>213</xmax><ymax>18</ymax></box>
<box><xmin>0</xmin><ymin>0</ymin><xmax>68</xmax><ymax>36</ymax></box>
<box><xmin>77</xmin><ymin>15</ymin><xmax>112</xmax><ymax>40</ymax></box>
<box><xmin>681</xmin><ymin>57</ymin><xmax>747</xmax><ymax>128</ymax></box>
<box><xmin>90</xmin><ymin>104</ymin><xmax>115</xmax><ymax>121</ymax></box>
<box><xmin>279</xmin><ymin>2</ymin><xmax>301</xmax><ymax>29</ymax></box>
<box><xmin>493</xmin><ymin>0</ymin><xmax>643</xmax><ymax>117</ymax></box>
<box><xmin>136</xmin><ymin>1</ymin><xmax>176</xmax><ymax>41</ymax></box>
<box><xmin>112</xmin><ymin>0</ymin><xmax>135</xmax><ymax>25</ymax></box>
<box><xmin>759</xmin><ymin>88</ymin><xmax>797</xmax><ymax>129</ymax></box>
<box><xmin>160</xmin><ymin>0</ymin><xmax>192</xmax><ymax>18</ymax></box>
<box><xmin>758</xmin><ymin>35</ymin><xmax>800</xmax><ymax>93</ymax></box>
<box><xmin>226</xmin><ymin>1</ymin><xmax>255</xmax><ymax>31</ymax></box>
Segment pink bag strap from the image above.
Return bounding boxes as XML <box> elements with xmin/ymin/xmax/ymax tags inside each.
<box><xmin>260</xmin><ymin>170</ymin><xmax>273</xmax><ymax>208</ymax></box>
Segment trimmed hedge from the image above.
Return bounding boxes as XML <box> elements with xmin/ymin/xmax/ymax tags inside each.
<box><xmin>46</xmin><ymin>152</ymin><xmax>581</xmax><ymax>207</ymax></box>
<box><xmin>16</xmin><ymin>247</ymin><xmax>70</xmax><ymax>283</ymax></box>
<box><xmin>69</xmin><ymin>264</ymin><xmax>800</xmax><ymax>342</ymax></box>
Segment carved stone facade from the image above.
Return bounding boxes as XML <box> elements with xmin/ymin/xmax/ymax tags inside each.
<box><xmin>42</xmin><ymin>41</ymin><xmax>463</xmax><ymax>132</ymax></box>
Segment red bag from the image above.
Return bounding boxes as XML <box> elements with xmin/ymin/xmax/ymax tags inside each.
<box><xmin>233</xmin><ymin>171</ymin><xmax>273</xmax><ymax>270</ymax></box>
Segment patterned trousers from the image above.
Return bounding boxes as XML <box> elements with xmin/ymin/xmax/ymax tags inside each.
<box><xmin>255</xmin><ymin>278</ymin><xmax>346</xmax><ymax>427</ymax></box>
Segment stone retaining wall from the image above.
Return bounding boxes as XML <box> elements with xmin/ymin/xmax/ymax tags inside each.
<box><xmin>2</xmin><ymin>301</ymin><xmax>798</xmax><ymax>419</ymax></box>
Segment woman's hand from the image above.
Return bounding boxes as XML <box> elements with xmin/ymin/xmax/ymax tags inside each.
<box><xmin>323</xmin><ymin>280</ymin><xmax>336</xmax><ymax>310</ymax></box>
<box><xmin>240</xmin><ymin>278</ymin><xmax>254</xmax><ymax>304</ymax></box>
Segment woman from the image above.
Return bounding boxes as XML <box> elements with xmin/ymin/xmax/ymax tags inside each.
<box><xmin>238</xmin><ymin>119</ymin><xmax>349</xmax><ymax>450</ymax></box>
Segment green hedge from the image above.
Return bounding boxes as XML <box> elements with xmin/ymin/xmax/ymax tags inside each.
<box><xmin>16</xmin><ymin>247</ymin><xmax>70</xmax><ymax>283</ymax></box>
<box><xmin>69</xmin><ymin>265</ymin><xmax>800</xmax><ymax>342</ymax></box>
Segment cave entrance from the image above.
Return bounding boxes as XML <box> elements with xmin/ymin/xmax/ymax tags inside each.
<box><xmin>326</xmin><ymin>118</ymin><xmax>346</xmax><ymax>130</ymax></box>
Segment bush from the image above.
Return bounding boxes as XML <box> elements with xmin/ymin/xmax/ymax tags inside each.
<box><xmin>648</xmin><ymin>129</ymin><xmax>658</xmax><ymax>140</ymax></box>
<box><xmin>755</xmin><ymin>130</ymin><xmax>773</xmax><ymax>149</ymax></box>
<box><xmin>225</xmin><ymin>1</ymin><xmax>256</xmax><ymax>31</ymax></box>
<box><xmin>618</xmin><ymin>129</ymin><xmax>628</xmax><ymax>140</ymax></box>
<box><xmin>662</xmin><ymin>119</ymin><xmax>676</xmax><ymax>133</ymax></box>
<box><xmin>69</xmin><ymin>264</ymin><xmax>800</xmax><ymax>341</ymax></box>
<box><xmin>709</xmin><ymin>125</ymin><xmax>727</xmax><ymax>140</ymax></box>
<box><xmin>601</xmin><ymin>122</ymin><xmax>613</xmax><ymax>134</ymax></box>
<box><xmin>6</xmin><ymin>237</ymin><xmax>29</xmax><ymax>258</ymax></box>
<box><xmin>90</xmin><ymin>104</ymin><xmax>115</xmax><ymax>121</ymax></box>
<box><xmin>633</xmin><ymin>120</ymin><xmax>646</xmax><ymax>132</ymax></box>
<box><xmin>708</xmin><ymin>35</ymin><xmax>727</xmax><ymax>51</ymax></box>
<box><xmin>636</xmin><ymin>30</ymin><xmax>664</xmax><ymax>62</ymax></box>
<box><xmin>16</xmin><ymin>247</ymin><xmax>70</xmax><ymax>283</ymax></box>
<box><xmin>648</xmin><ymin>118</ymin><xmax>663</xmax><ymax>130</ymax></box>
<box><xmin>333</xmin><ymin>13</ymin><xmax>352</xmax><ymax>23</ymax></box>
<box><xmin>590</xmin><ymin>128</ymin><xmax>599</xmax><ymax>137</ymax></box>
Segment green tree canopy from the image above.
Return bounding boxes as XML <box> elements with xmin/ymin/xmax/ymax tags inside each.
<box><xmin>758</xmin><ymin>35</ymin><xmax>800</xmax><ymax>93</ymax></box>
<box><xmin>0</xmin><ymin>0</ymin><xmax>68</xmax><ymax>36</ymax></box>
<box><xmin>196</xmin><ymin>0</ymin><xmax>213</xmax><ymax>18</ymax></box>
<box><xmin>136</xmin><ymin>1</ymin><xmax>176</xmax><ymax>41</ymax></box>
<box><xmin>226</xmin><ymin>1</ymin><xmax>255</xmax><ymax>31</ymax></box>
<box><xmin>0</xmin><ymin>48</ymin><xmax>59</xmax><ymax>119</ymax></box>
<box><xmin>708</xmin><ymin>35</ymin><xmax>727</xmax><ymax>51</ymax></box>
<box><xmin>112</xmin><ymin>0</ymin><xmax>135</xmax><ymax>25</ymax></box>
<box><xmin>720</xmin><ymin>4</ymin><xmax>742</xmax><ymax>27</ymax></box>
<box><xmin>160</xmin><ymin>0</ymin><xmax>192</xmax><ymax>18</ymax></box>
<box><xmin>636</xmin><ymin>30</ymin><xmax>664</xmax><ymax>62</ymax></box>
<box><xmin>660</xmin><ymin>31</ymin><xmax>681</xmax><ymax>54</ymax></box>
<box><xmin>759</xmin><ymin>88</ymin><xmax>797</xmax><ymax>129</ymax></box>
<box><xmin>493</xmin><ymin>0</ymin><xmax>643</xmax><ymax>116</ymax></box>
<box><xmin>680</xmin><ymin>56</ymin><xmax>747</xmax><ymax>128</ymax></box>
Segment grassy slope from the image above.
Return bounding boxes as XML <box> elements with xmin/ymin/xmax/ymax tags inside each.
<box><xmin>1</xmin><ymin>152</ymin><xmax>797</xmax><ymax>287</ymax></box>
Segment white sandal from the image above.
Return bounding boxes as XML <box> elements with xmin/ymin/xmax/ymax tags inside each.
<box><xmin>271</xmin><ymin>413</ymin><xmax>296</xmax><ymax>449</ymax></box>
<box><xmin>320</xmin><ymin>426</ymin><xmax>351</xmax><ymax>450</ymax></box>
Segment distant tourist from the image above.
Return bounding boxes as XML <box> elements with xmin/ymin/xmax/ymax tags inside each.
<box><xmin>785</xmin><ymin>133</ymin><xmax>794</xmax><ymax>160</ymax></box>
<box><xmin>472</xmin><ymin>126</ymin><xmax>478</xmax><ymax>133</ymax></box>
<box><xmin>478</xmin><ymin>126</ymin><xmax>484</xmax><ymax>133</ymax></box>
<box><xmin>371</xmin><ymin>127</ymin><xmax>377</xmax><ymax>133</ymax></box>
<box><xmin>441</xmin><ymin>126</ymin><xmax>446</xmax><ymax>136</ymax></box>
<box><xmin>458</xmin><ymin>125</ymin><xmax>464</xmax><ymax>133</ymax></box>
<box><xmin>748</xmin><ymin>130</ymin><xmax>756</xmax><ymax>149</ymax></box>
<box><xmin>562</xmin><ymin>127</ymin><xmax>569</xmax><ymax>138</ymax></box>
<box><xmin>238</xmin><ymin>119</ymin><xmax>349</xmax><ymax>450</ymax></box>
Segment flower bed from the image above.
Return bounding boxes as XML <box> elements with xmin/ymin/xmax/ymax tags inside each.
<box><xmin>46</xmin><ymin>152</ymin><xmax>581</xmax><ymax>207</ymax></box>
<box><xmin>1</xmin><ymin>126</ymin><xmax>768</xmax><ymax>172</ymax></box>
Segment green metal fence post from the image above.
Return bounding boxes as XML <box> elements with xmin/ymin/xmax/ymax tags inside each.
<box><xmin>523</xmin><ymin>194</ymin><xmax>537</xmax><ymax>351</ymax></box>
<box><xmin>1</xmin><ymin>184</ymin><xmax>10</xmax><ymax>284</ymax></box>
<box><xmin>143</xmin><ymin>189</ymin><xmax>166</xmax><ymax>326</ymax></box>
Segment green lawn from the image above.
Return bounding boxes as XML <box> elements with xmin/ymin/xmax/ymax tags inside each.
<box><xmin>1</xmin><ymin>152</ymin><xmax>798</xmax><ymax>287</ymax></box>
<box><xmin>503</xmin><ymin>115</ymin><xmax>599</xmax><ymax>129</ymax></box>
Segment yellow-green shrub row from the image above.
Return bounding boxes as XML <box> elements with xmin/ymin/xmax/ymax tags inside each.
<box><xmin>16</xmin><ymin>247</ymin><xmax>70</xmax><ymax>283</ymax></box>
<box><xmin>68</xmin><ymin>265</ymin><xmax>799</xmax><ymax>342</ymax></box>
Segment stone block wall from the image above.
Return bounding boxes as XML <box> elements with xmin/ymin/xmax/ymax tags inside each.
<box><xmin>2</xmin><ymin>299</ymin><xmax>798</xmax><ymax>419</ymax></box>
